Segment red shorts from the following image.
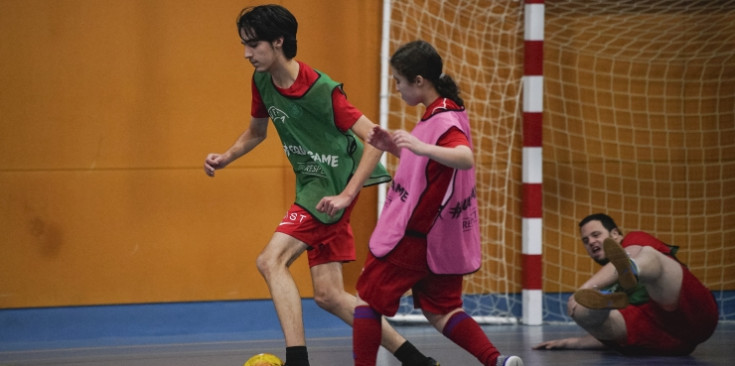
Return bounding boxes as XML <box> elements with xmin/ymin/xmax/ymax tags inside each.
<box><xmin>275</xmin><ymin>200</ymin><xmax>357</xmax><ymax>267</ymax></box>
<box><xmin>604</xmin><ymin>265</ymin><xmax>719</xmax><ymax>356</ymax></box>
<box><xmin>356</xmin><ymin>237</ymin><xmax>463</xmax><ymax>316</ymax></box>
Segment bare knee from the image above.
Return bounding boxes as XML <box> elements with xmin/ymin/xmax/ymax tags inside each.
<box><xmin>313</xmin><ymin>287</ymin><xmax>344</xmax><ymax>313</ymax></box>
<box><xmin>310</xmin><ymin>262</ymin><xmax>352</xmax><ymax>315</ymax></box>
<box><xmin>635</xmin><ymin>246</ymin><xmax>657</xmax><ymax>263</ymax></box>
<box><xmin>575</xmin><ymin>308</ymin><xmax>627</xmax><ymax>342</ymax></box>
<box><xmin>256</xmin><ymin>234</ymin><xmax>308</xmax><ymax>280</ymax></box>
<box><xmin>570</xmin><ymin>306</ymin><xmax>614</xmax><ymax>332</ymax></box>
<box><xmin>312</xmin><ymin>288</ymin><xmax>331</xmax><ymax>310</ymax></box>
<box><xmin>256</xmin><ymin>250</ymin><xmax>283</xmax><ymax>280</ymax></box>
<box><xmin>255</xmin><ymin>253</ymin><xmax>270</xmax><ymax>278</ymax></box>
<box><xmin>568</xmin><ymin>295</ymin><xmax>608</xmax><ymax>328</ymax></box>
<box><xmin>571</xmin><ymin>308</ymin><xmax>605</xmax><ymax>328</ymax></box>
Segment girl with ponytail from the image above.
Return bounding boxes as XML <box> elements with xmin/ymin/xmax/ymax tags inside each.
<box><xmin>352</xmin><ymin>40</ymin><xmax>524</xmax><ymax>366</ymax></box>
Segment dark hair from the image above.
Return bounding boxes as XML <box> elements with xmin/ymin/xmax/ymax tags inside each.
<box><xmin>390</xmin><ymin>40</ymin><xmax>464</xmax><ymax>107</ymax></box>
<box><xmin>237</xmin><ymin>5</ymin><xmax>298</xmax><ymax>59</ymax></box>
<box><xmin>579</xmin><ymin>213</ymin><xmax>621</xmax><ymax>234</ymax></box>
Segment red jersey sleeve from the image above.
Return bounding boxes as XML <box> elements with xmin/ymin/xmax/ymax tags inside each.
<box><xmin>332</xmin><ymin>87</ymin><xmax>363</xmax><ymax>132</ymax></box>
<box><xmin>250</xmin><ymin>76</ymin><xmax>269</xmax><ymax>118</ymax></box>
<box><xmin>438</xmin><ymin>126</ymin><xmax>470</xmax><ymax>148</ymax></box>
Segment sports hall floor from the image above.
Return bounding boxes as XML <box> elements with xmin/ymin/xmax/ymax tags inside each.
<box><xmin>1</xmin><ymin>321</ymin><xmax>733</xmax><ymax>366</ymax></box>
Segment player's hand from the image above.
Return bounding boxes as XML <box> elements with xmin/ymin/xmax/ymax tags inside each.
<box><xmin>532</xmin><ymin>338</ymin><xmax>576</xmax><ymax>350</ymax></box>
<box><xmin>366</xmin><ymin>125</ymin><xmax>396</xmax><ymax>151</ymax></box>
<box><xmin>533</xmin><ymin>336</ymin><xmax>604</xmax><ymax>350</ymax></box>
<box><xmin>391</xmin><ymin>130</ymin><xmax>427</xmax><ymax>155</ymax></box>
<box><xmin>204</xmin><ymin>153</ymin><xmax>227</xmax><ymax>177</ymax></box>
<box><xmin>316</xmin><ymin>194</ymin><xmax>352</xmax><ymax>217</ymax></box>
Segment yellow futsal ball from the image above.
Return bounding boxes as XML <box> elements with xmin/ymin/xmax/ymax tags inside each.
<box><xmin>243</xmin><ymin>353</ymin><xmax>284</xmax><ymax>366</ymax></box>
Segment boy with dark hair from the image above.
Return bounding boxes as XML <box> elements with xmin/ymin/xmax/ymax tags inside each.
<box><xmin>205</xmin><ymin>5</ymin><xmax>435</xmax><ymax>366</ymax></box>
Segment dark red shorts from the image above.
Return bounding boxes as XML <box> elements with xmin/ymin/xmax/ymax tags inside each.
<box><xmin>275</xmin><ymin>200</ymin><xmax>357</xmax><ymax>267</ymax></box>
<box><xmin>605</xmin><ymin>265</ymin><xmax>719</xmax><ymax>356</ymax></box>
<box><xmin>356</xmin><ymin>237</ymin><xmax>463</xmax><ymax>316</ymax></box>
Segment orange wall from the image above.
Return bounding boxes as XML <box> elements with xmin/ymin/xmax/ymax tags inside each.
<box><xmin>4</xmin><ymin>0</ymin><xmax>731</xmax><ymax>311</ymax></box>
<box><xmin>0</xmin><ymin>0</ymin><xmax>382</xmax><ymax>308</ymax></box>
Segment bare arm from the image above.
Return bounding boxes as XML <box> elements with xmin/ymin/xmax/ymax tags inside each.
<box><xmin>367</xmin><ymin>125</ymin><xmax>402</xmax><ymax>157</ymax></box>
<box><xmin>391</xmin><ymin>129</ymin><xmax>474</xmax><ymax>170</ymax></box>
<box><xmin>204</xmin><ymin>117</ymin><xmax>269</xmax><ymax>177</ymax></box>
<box><xmin>316</xmin><ymin>115</ymin><xmax>384</xmax><ymax>216</ymax></box>
<box><xmin>367</xmin><ymin>126</ymin><xmax>474</xmax><ymax>169</ymax></box>
<box><xmin>579</xmin><ymin>260</ymin><xmax>628</xmax><ymax>290</ymax></box>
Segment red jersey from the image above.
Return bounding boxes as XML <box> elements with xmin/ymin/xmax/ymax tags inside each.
<box><xmin>621</xmin><ymin>231</ymin><xmax>679</xmax><ymax>258</ymax></box>
<box><xmin>605</xmin><ymin>231</ymin><xmax>718</xmax><ymax>355</ymax></box>
<box><xmin>250</xmin><ymin>61</ymin><xmax>363</xmax><ymax>132</ymax></box>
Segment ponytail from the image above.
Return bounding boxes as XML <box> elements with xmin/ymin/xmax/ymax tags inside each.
<box><xmin>434</xmin><ymin>73</ymin><xmax>464</xmax><ymax>108</ymax></box>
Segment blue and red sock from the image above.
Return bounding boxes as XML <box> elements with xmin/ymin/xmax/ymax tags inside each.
<box><xmin>353</xmin><ymin>305</ymin><xmax>382</xmax><ymax>366</ymax></box>
<box><xmin>442</xmin><ymin>311</ymin><xmax>500</xmax><ymax>366</ymax></box>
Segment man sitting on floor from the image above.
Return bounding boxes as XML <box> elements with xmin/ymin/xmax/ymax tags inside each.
<box><xmin>533</xmin><ymin>213</ymin><xmax>718</xmax><ymax>356</ymax></box>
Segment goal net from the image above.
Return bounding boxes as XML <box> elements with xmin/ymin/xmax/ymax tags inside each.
<box><xmin>542</xmin><ymin>0</ymin><xmax>735</xmax><ymax>321</ymax></box>
<box><xmin>383</xmin><ymin>0</ymin><xmax>735</xmax><ymax>324</ymax></box>
<box><xmin>381</xmin><ymin>0</ymin><xmax>526</xmax><ymax>323</ymax></box>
